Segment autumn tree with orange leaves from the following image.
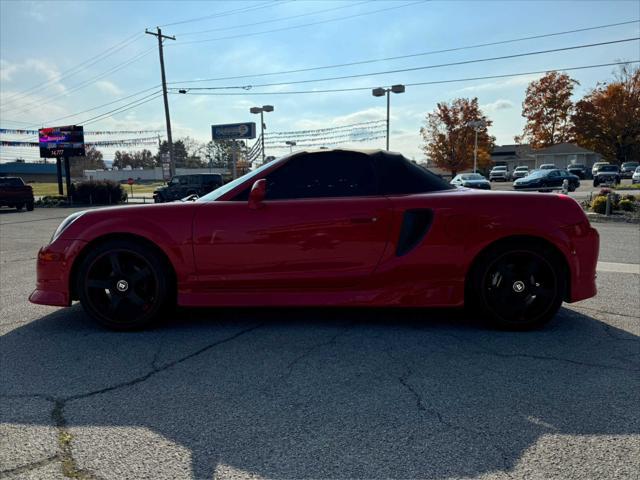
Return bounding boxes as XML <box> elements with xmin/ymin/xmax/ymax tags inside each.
<box><xmin>420</xmin><ymin>98</ymin><xmax>493</xmax><ymax>176</ymax></box>
<box><xmin>515</xmin><ymin>71</ymin><xmax>578</xmax><ymax>148</ymax></box>
<box><xmin>572</xmin><ymin>65</ymin><xmax>640</xmax><ymax>165</ymax></box>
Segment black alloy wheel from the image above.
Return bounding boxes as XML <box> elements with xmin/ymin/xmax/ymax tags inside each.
<box><xmin>469</xmin><ymin>243</ymin><xmax>565</xmax><ymax>330</ymax></box>
<box><xmin>77</xmin><ymin>240</ymin><xmax>173</xmax><ymax>330</ymax></box>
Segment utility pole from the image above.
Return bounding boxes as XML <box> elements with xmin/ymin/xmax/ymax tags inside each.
<box><xmin>146</xmin><ymin>27</ymin><xmax>176</xmax><ymax>177</ymax></box>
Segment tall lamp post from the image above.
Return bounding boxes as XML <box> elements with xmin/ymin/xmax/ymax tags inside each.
<box><xmin>285</xmin><ymin>140</ymin><xmax>296</xmax><ymax>153</ymax></box>
<box><xmin>372</xmin><ymin>84</ymin><xmax>405</xmax><ymax>151</ymax></box>
<box><xmin>467</xmin><ymin>119</ymin><xmax>486</xmax><ymax>173</ymax></box>
<box><xmin>250</xmin><ymin>105</ymin><xmax>274</xmax><ymax>164</ymax></box>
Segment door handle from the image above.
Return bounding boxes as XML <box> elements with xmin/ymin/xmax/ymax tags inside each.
<box><xmin>350</xmin><ymin>216</ymin><xmax>377</xmax><ymax>224</ymax></box>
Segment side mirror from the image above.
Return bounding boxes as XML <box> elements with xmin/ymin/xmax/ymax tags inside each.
<box><xmin>248</xmin><ymin>179</ymin><xmax>266</xmax><ymax>210</ymax></box>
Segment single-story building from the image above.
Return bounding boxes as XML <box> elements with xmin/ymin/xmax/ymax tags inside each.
<box><xmin>491</xmin><ymin>143</ymin><xmax>602</xmax><ymax>170</ymax></box>
<box><xmin>0</xmin><ymin>161</ymin><xmax>65</xmax><ymax>183</ymax></box>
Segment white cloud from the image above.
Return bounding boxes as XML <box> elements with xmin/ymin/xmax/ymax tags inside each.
<box><xmin>0</xmin><ymin>59</ymin><xmax>19</xmax><ymax>81</ymax></box>
<box><xmin>95</xmin><ymin>80</ymin><xmax>123</xmax><ymax>96</ymax></box>
<box><xmin>454</xmin><ymin>74</ymin><xmax>540</xmax><ymax>94</ymax></box>
<box><xmin>481</xmin><ymin>99</ymin><xmax>515</xmax><ymax>112</ymax></box>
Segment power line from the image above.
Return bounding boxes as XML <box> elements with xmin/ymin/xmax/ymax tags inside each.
<box><xmin>2</xmin><ymin>48</ymin><xmax>156</xmax><ymax>115</ymax></box>
<box><xmin>169</xmin><ymin>19</ymin><xmax>639</xmax><ymax>85</ymax></box>
<box><xmin>0</xmin><ymin>32</ymin><xmax>143</xmax><ymax>107</ymax></box>
<box><xmin>18</xmin><ymin>86</ymin><xmax>161</xmax><ymax>129</ymax></box>
<box><xmin>176</xmin><ymin>0</ymin><xmax>371</xmax><ymax>36</ymax></box>
<box><xmin>171</xmin><ymin>0</ymin><xmax>429</xmax><ymax>46</ymax></box>
<box><xmin>171</xmin><ymin>37</ymin><xmax>639</xmax><ymax>92</ymax></box>
<box><xmin>171</xmin><ymin>60</ymin><xmax>639</xmax><ymax>96</ymax></box>
<box><xmin>159</xmin><ymin>0</ymin><xmax>288</xmax><ymax>28</ymax></box>
<box><xmin>78</xmin><ymin>91</ymin><xmax>164</xmax><ymax>126</ymax></box>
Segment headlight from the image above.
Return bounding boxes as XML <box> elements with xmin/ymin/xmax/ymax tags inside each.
<box><xmin>51</xmin><ymin>211</ymin><xmax>86</xmax><ymax>243</ymax></box>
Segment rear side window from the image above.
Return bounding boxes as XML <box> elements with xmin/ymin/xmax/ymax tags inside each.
<box><xmin>265</xmin><ymin>151</ymin><xmax>377</xmax><ymax>200</ymax></box>
<box><xmin>0</xmin><ymin>178</ymin><xmax>23</xmax><ymax>187</ymax></box>
<box><xmin>375</xmin><ymin>153</ymin><xmax>453</xmax><ymax>194</ymax></box>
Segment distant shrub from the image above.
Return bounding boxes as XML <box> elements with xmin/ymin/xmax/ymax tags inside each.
<box><xmin>622</xmin><ymin>194</ymin><xmax>637</xmax><ymax>202</ymax></box>
<box><xmin>591</xmin><ymin>196</ymin><xmax>608</xmax><ymax>214</ymax></box>
<box><xmin>70</xmin><ymin>180</ymin><xmax>127</xmax><ymax>205</ymax></box>
<box><xmin>36</xmin><ymin>195</ymin><xmax>68</xmax><ymax>208</ymax></box>
<box><xmin>618</xmin><ymin>199</ymin><xmax>636</xmax><ymax>212</ymax></box>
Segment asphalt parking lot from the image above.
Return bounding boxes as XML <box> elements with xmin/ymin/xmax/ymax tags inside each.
<box><xmin>489</xmin><ymin>178</ymin><xmax>637</xmax><ymax>201</ymax></box>
<box><xmin>1</xmin><ymin>207</ymin><xmax>639</xmax><ymax>480</ymax></box>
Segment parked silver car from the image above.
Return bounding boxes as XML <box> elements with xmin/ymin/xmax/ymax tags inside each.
<box><xmin>450</xmin><ymin>173</ymin><xmax>491</xmax><ymax>190</ymax></box>
<box><xmin>632</xmin><ymin>166</ymin><xmax>640</xmax><ymax>184</ymax></box>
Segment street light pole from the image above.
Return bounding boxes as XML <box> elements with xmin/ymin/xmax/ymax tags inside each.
<box><xmin>372</xmin><ymin>84</ymin><xmax>405</xmax><ymax>151</ymax></box>
<box><xmin>285</xmin><ymin>140</ymin><xmax>296</xmax><ymax>153</ymax></box>
<box><xmin>250</xmin><ymin>105</ymin><xmax>274</xmax><ymax>164</ymax></box>
<box><xmin>467</xmin><ymin>119</ymin><xmax>486</xmax><ymax>174</ymax></box>
<box><xmin>473</xmin><ymin>128</ymin><xmax>479</xmax><ymax>174</ymax></box>
<box><xmin>386</xmin><ymin>90</ymin><xmax>390</xmax><ymax>151</ymax></box>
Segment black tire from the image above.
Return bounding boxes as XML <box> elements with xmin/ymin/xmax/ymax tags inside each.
<box><xmin>593</xmin><ymin>180</ymin><xmax>599</xmax><ymax>187</ymax></box>
<box><xmin>467</xmin><ymin>240</ymin><xmax>566</xmax><ymax>330</ymax></box>
<box><xmin>76</xmin><ymin>239</ymin><xmax>174</xmax><ymax>330</ymax></box>
<box><xmin>154</xmin><ymin>194</ymin><xmax>164</xmax><ymax>204</ymax></box>
<box><xmin>26</xmin><ymin>201</ymin><xmax>34</xmax><ymax>211</ymax></box>
<box><xmin>15</xmin><ymin>203</ymin><xmax>24</xmax><ymax>211</ymax></box>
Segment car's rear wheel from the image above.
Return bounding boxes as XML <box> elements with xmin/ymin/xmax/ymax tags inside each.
<box><xmin>77</xmin><ymin>239</ymin><xmax>173</xmax><ymax>330</ymax></box>
<box><xmin>468</xmin><ymin>242</ymin><xmax>566</xmax><ymax>330</ymax></box>
<box><xmin>15</xmin><ymin>203</ymin><xmax>24</xmax><ymax>211</ymax></box>
<box><xmin>26</xmin><ymin>201</ymin><xmax>34</xmax><ymax>211</ymax></box>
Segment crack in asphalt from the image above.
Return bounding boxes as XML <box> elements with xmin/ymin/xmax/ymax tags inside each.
<box><xmin>1</xmin><ymin>324</ymin><xmax>263</xmax><ymax>479</ymax></box>
<box><xmin>431</xmin><ymin>330</ymin><xmax>638</xmax><ymax>372</ymax></box>
<box><xmin>385</xmin><ymin>348</ymin><xmax>514</xmax><ymax>478</ymax></box>
<box><xmin>282</xmin><ymin>322</ymin><xmax>354</xmax><ymax>380</ymax></box>
<box><xmin>0</xmin><ymin>455</ymin><xmax>58</xmax><ymax>478</ymax></box>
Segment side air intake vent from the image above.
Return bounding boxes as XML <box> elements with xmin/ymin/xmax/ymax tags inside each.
<box><xmin>396</xmin><ymin>209</ymin><xmax>433</xmax><ymax>256</ymax></box>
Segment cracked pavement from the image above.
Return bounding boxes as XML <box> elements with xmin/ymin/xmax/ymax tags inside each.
<box><xmin>1</xmin><ymin>207</ymin><xmax>639</xmax><ymax>479</ymax></box>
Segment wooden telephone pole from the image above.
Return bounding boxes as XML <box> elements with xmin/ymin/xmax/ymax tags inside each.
<box><xmin>145</xmin><ymin>27</ymin><xmax>176</xmax><ymax>177</ymax></box>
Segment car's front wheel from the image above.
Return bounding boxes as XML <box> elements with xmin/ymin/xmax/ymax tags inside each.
<box><xmin>76</xmin><ymin>239</ymin><xmax>174</xmax><ymax>330</ymax></box>
<box><xmin>467</xmin><ymin>241</ymin><xmax>566</xmax><ymax>330</ymax></box>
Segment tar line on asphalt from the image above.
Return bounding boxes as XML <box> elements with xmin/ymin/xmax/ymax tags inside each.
<box><xmin>596</xmin><ymin>262</ymin><xmax>640</xmax><ymax>274</ymax></box>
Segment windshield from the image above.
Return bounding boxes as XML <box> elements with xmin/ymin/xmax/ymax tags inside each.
<box><xmin>599</xmin><ymin>165</ymin><xmax>619</xmax><ymax>172</ymax></box>
<box><xmin>515</xmin><ymin>167</ymin><xmax>528</xmax><ymax>171</ymax></box>
<box><xmin>492</xmin><ymin>166</ymin><xmax>506</xmax><ymax>170</ymax></box>
<box><xmin>569</xmin><ymin>164</ymin><xmax>585</xmax><ymax>168</ymax></box>
<box><xmin>622</xmin><ymin>162</ymin><xmax>638</xmax><ymax>168</ymax></box>
<box><xmin>461</xmin><ymin>174</ymin><xmax>484</xmax><ymax>180</ymax></box>
<box><xmin>525</xmin><ymin>170</ymin><xmax>550</xmax><ymax>179</ymax></box>
<box><xmin>198</xmin><ymin>157</ymin><xmax>287</xmax><ymax>201</ymax></box>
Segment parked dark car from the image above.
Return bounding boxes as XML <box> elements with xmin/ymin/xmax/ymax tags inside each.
<box><xmin>450</xmin><ymin>173</ymin><xmax>491</xmax><ymax>190</ymax></box>
<box><xmin>0</xmin><ymin>177</ymin><xmax>34</xmax><ymax>211</ymax></box>
<box><xmin>153</xmin><ymin>174</ymin><xmax>224</xmax><ymax>203</ymax></box>
<box><xmin>621</xmin><ymin>161</ymin><xmax>639</xmax><ymax>179</ymax></box>
<box><xmin>593</xmin><ymin>165</ymin><xmax>621</xmax><ymax>186</ymax></box>
<box><xmin>513</xmin><ymin>169</ymin><xmax>580</xmax><ymax>192</ymax></box>
<box><xmin>567</xmin><ymin>163</ymin><xmax>588</xmax><ymax>179</ymax></box>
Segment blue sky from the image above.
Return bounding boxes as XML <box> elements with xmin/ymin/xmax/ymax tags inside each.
<box><xmin>1</xmin><ymin>0</ymin><xmax>639</xmax><ymax>163</ymax></box>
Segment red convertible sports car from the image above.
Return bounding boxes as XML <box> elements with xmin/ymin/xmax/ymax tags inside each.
<box><xmin>30</xmin><ymin>149</ymin><xmax>599</xmax><ymax>330</ymax></box>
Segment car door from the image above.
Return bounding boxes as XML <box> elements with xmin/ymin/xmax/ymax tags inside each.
<box><xmin>192</xmin><ymin>151</ymin><xmax>393</xmax><ymax>290</ymax></box>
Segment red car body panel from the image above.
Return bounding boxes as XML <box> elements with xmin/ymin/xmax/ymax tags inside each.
<box><xmin>30</xmin><ymin>152</ymin><xmax>598</xmax><ymax>311</ymax></box>
<box><xmin>30</xmin><ymin>191</ymin><xmax>598</xmax><ymax>310</ymax></box>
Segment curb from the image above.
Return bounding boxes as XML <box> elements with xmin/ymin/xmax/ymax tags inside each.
<box><xmin>585</xmin><ymin>212</ymin><xmax>640</xmax><ymax>224</ymax></box>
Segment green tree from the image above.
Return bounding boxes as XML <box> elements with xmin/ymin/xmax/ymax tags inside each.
<box><xmin>70</xmin><ymin>145</ymin><xmax>105</xmax><ymax>177</ymax></box>
<box><xmin>204</xmin><ymin>140</ymin><xmax>247</xmax><ymax>170</ymax></box>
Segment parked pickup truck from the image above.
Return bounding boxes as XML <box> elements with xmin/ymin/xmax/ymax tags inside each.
<box><xmin>0</xmin><ymin>177</ymin><xmax>34</xmax><ymax>211</ymax></box>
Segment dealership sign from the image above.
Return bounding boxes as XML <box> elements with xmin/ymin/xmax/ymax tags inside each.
<box><xmin>211</xmin><ymin>122</ymin><xmax>256</xmax><ymax>140</ymax></box>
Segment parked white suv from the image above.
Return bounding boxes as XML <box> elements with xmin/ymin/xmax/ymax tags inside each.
<box><xmin>632</xmin><ymin>166</ymin><xmax>640</xmax><ymax>184</ymax></box>
<box><xmin>489</xmin><ymin>165</ymin><xmax>509</xmax><ymax>182</ymax></box>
